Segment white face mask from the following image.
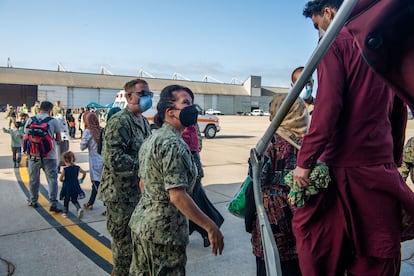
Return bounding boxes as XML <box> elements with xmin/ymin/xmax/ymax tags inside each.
<box><xmin>318</xmin><ymin>28</ymin><xmax>325</xmax><ymax>39</ymax></box>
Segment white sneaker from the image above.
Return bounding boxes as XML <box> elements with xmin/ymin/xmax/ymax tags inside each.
<box><xmin>77</xmin><ymin>208</ymin><xmax>84</xmax><ymax>219</ymax></box>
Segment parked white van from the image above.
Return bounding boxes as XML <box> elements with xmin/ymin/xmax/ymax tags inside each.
<box><xmin>250</xmin><ymin>109</ymin><xmax>265</xmax><ymax>116</ymax></box>
<box><xmin>112</xmin><ymin>90</ymin><xmax>221</xmax><ymax>138</ymax></box>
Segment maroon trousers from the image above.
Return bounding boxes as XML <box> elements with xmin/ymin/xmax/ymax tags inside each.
<box><xmin>292</xmin><ymin>164</ymin><xmax>413</xmax><ymax>275</ymax></box>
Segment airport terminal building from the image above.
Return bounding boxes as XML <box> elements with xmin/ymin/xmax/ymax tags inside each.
<box><xmin>0</xmin><ymin>67</ymin><xmax>289</xmax><ymax>114</ymax></box>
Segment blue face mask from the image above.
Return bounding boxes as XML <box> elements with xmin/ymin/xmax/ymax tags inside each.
<box><xmin>299</xmin><ymin>85</ymin><xmax>313</xmax><ymax>100</ymax></box>
<box><xmin>138</xmin><ymin>95</ymin><xmax>152</xmax><ymax>112</ymax></box>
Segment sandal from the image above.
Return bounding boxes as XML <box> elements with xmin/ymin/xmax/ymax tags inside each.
<box><xmin>83</xmin><ymin>203</ymin><xmax>93</xmax><ymax>210</ymax></box>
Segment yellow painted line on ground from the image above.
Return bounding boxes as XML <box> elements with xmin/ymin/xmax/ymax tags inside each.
<box><xmin>19</xmin><ymin>157</ymin><xmax>113</xmax><ymax>263</ymax></box>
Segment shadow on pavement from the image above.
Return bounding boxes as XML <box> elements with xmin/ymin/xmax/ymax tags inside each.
<box><xmin>213</xmin><ymin>135</ymin><xmax>255</xmax><ymax>139</ymax></box>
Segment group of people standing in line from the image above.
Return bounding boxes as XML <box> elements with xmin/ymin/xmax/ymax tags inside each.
<box><xmin>13</xmin><ymin>78</ymin><xmax>224</xmax><ymax>275</ymax></box>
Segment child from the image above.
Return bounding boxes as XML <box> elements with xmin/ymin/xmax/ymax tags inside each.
<box><xmin>3</xmin><ymin>121</ymin><xmax>24</xmax><ymax>168</ymax></box>
<box><xmin>19</xmin><ymin>113</ymin><xmax>29</xmax><ymax>131</ymax></box>
<box><xmin>59</xmin><ymin>151</ymin><xmax>86</xmax><ymax>218</ymax></box>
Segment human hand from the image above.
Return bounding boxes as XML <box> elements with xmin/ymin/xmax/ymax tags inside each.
<box><xmin>293</xmin><ymin>166</ymin><xmax>311</xmax><ymax>187</ymax></box>
<box><xmin>207</xmin><ymin>226</ymin><xmax>224</xmax><ymax>256</ymax></box>
<box><xmin>139</xmin><ymin>179</ymin><xmax>144</xmax><ymax>193</ymax></box>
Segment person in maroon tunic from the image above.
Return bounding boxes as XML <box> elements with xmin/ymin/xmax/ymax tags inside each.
<box><xmin>292</xmin><ymin>1</ymin><xmax>414</xmax><ymax>275</ymax></box>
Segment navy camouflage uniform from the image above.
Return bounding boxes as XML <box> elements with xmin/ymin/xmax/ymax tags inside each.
<box><xmin>399</xmin><ymin>137</ymin><xmax>414</xmax><ymax>183</ymax></box>
<box><xmin>98</xmin><ymin>108</ymin><xmax>151</xmax><ymax>276</ymax></box>
<box><xmin>129</xmin><ymin>123</ymin><xmax>197</xmax><ymax>275</ymax></box>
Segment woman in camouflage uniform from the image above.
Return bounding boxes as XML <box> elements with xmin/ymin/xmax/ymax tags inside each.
<box><xmin>129</xmin><ymin>85</ymin><xmax>224</xmax><ymax>275</ymax></box>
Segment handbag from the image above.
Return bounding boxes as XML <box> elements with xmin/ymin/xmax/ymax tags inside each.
<box><xmin>227</xmin><ymin>175</ymin><xmax>252</xmax><ymax>218</ymax></box>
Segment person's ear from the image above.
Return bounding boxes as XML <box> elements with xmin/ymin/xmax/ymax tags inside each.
<box><xmin>166</xmin><ymin>108</ymin><xmax>175</xmax><ymax>117</ymax></box>
<box><xmin>325</xmin><ymin>7</ymin><xmax>335</xmax><ymax>20</ymax></box>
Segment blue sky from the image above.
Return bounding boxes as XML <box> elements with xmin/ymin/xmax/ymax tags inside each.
<box><xmin>0</xmin><ymin>0</ymin><xmax>319</xmax><ymax>87</ymax></box>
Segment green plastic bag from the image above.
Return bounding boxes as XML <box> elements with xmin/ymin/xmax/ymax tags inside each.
<box><xmin>227</xmin><ymin>175</ymin><xmax>252</xmax><ymax>218</ymax></box>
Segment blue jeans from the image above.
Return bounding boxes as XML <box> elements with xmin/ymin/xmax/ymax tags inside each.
<box><xmin>28</xmin><ymin>158</ymin><xmax>58</xmax><ymax>207</ymax></box>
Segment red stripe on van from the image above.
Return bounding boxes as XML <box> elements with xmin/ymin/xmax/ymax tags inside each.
<box><xmin>144</xmin><ymin>117</ymin><xmax>217</xmax><ymax>124</ymax></box>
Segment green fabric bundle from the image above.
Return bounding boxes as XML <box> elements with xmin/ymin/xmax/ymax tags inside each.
<box><xmin>227</xmin><ymin>175</ymin><xmax>252</xmax><ymax>218</ymax></box>
<box><xmin>284</xmin><ymin>163</ymin><xmax>330</xmax><ymax>207</ymax></box>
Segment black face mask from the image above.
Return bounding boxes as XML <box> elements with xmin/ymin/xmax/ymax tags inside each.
<box><xmin>179</xmin><ymin>105</ymin><xmax>198</xmax><ymax>127</ymax></box>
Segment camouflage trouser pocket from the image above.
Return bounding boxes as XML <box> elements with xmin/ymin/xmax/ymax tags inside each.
<box><xmin>130</xmin><ymin>232</ymin><xmax>186</xmax><ymax>276</ymax></box>
<box><xmin>105</xmin><ymin>201</ymin><xmax>136</xmax><ymax>240</ymax></box>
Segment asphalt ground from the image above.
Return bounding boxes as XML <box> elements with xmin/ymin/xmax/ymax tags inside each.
<box><xmin>1</xmin><ymin>114</ymin><xmax>414</xmax><ymax>275</ymax></box>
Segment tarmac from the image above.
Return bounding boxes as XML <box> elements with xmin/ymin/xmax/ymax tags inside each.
<box><xmin>1</xmin><ymin>114</ymin><xmax>414</xmax><ymax>275</ymax></box>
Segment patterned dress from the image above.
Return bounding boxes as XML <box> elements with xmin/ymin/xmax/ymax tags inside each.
<box><xmin>246</xmin><ymin>134</ymin><xmax>299</xmax><ymax>262</ymax></box>
<box><xmin>80</xmin><ymin>129</ymin><xmax>103</xmax><ymax>182</ymax></box>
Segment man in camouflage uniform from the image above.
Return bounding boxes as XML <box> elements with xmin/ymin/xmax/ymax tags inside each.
<box><xmin>98</xmin><ymin>79</ymin><xmax>152</xmax><ymax>276</ymax></box>
<box><xmin>399</xmin><ymin>137</ymin><xmax>414</xmax><ymax>184</ymax></box>
<box><xmin>52</xmin><ymin>100</ymin><xmax>65</xmax><ymax>117</ymax></box>
<box><xmin>31</xmin><ymin>100</ymin><xmax>40</xmax><ymax>116</ymax></box>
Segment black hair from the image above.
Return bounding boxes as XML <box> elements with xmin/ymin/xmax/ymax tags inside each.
<box><xmin>303</xmin><ymin>0</ymin><xmax>343</xmax><ymax>18</ymax></box>
<box><xmin>39</xmin><ymin>101</ymin><xmax>54</xmax><ymax>112</ymax></box>
<box><xmin>154</xmin><ymin>85</ymin><xmax>194</xmax><ymax>127</ymax></box>
<box><xmin>291</xmin><ymin>66</ymin><xmax>304</xmax><ymax>83</ymax></box>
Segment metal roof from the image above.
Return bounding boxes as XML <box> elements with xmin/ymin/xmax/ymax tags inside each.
<box><xmin>261</xmin><ymin>86</ymin><xmax>290</xmax><ymax>96</ymax></box>
<box><xmin>0</xmin><ymin>67</ymin><xmax>250</xmax><ymax>96</ymax></box>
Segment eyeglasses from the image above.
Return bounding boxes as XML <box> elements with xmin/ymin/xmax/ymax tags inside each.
<box><xmin>132</xmin><ymin>90</ymin><xmax>153</xmax><ymax>97</ymax></box>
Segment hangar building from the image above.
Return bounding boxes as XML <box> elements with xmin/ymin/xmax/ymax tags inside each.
<box><xmin>0</xmin><ymin>67</ymin><xmax>289</xmax><ymax>114</ymax></box>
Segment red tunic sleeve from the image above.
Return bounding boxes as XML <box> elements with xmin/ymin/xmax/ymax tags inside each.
<box><xmin>297</xmin><ymin>34</ymin><xmax>345</xmax><ymax>169</ymax></box>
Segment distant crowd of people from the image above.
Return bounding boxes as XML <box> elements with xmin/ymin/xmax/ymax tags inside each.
<box><xmin>2</xmin><ymin>0</ymin><xmax>414</xmax><ymax>275</ymax></box>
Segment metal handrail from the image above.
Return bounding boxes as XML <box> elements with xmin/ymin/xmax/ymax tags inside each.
<box><xmin>250</xmin><ymin>0</ymin><xmax>359</xmax><ymax>275</ymax></box>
